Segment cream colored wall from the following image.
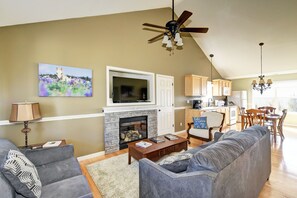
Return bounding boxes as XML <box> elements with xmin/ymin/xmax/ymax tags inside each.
<box><xmin>232</xmin><ymin>73</ymin><xmax>297</xmax><ymax>126</ymax></box>
<box><xmin>0</xmin><ymin>8</ymin><xmax>221</xmax><ymax>156</ymax></box>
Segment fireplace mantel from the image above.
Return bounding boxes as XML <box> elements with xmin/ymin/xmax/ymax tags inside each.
<box><xmin>102</xmin><ymin>105</ymin><xmax>158</xmax><ymax>113</ymax></box>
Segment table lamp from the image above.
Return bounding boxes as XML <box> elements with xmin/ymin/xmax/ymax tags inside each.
<box><xmin>9</xmin><ymin>102</ymin><xmax>42</xmax><ymax>147</ymax></box>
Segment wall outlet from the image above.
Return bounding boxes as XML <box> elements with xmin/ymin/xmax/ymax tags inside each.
<box><xmin>187</xmin><ymin>100</ymin><xmax>190</xmax><ymax>104</ymax></box>
<box><xmin>179</xmin><ymin>122</ymin><xmax>183</xmax><ymax>126</ymax></box>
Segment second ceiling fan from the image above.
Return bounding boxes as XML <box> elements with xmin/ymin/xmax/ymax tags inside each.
<box><xmin>143</xmin><ymin>0</ymin><xmax>208</xmax><ymax>48</ymax></box>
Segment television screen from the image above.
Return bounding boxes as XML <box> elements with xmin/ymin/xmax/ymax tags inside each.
<box><xmin>113</xmin><ymin>77</ymin><xmax>148</xmax><ymax>103</ymax></box>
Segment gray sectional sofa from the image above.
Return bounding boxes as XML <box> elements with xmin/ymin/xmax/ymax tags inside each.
<box><xmin>0</xmin><ymin>138</ymin><xmax>92</xmax><ymax>198</ymax></box>
<box><xmin>139</xmin><ymin>125</ymin><xmax>271</xmax><ymax>198</ymax></box>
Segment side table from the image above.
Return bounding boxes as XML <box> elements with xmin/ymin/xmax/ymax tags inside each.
<box><xmin>19</xmin><ymin>139</ymin><xmax>66</xmax><ymax>149</ymax></box>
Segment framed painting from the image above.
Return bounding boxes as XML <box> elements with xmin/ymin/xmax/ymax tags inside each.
<box><xmin>38</xmin><ymin>63</ymin><xmax>92</xmax><ymax>97</ymax></box>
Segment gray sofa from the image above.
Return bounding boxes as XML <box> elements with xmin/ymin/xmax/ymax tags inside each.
<box><xmin>0</xmin><ymin>138</ymin><xmax>93</xmax><ymax>198</ymax></box>
<box><xmin>139</xmin><ymin>125</ymin><xmax>271</xmax><ymax>198</ymax></box>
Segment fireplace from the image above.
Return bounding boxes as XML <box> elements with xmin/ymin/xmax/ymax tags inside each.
<box><xmin>119</xmin><ymin>116</ymin><xmax>148</xmax><ymax>149</ymax></box>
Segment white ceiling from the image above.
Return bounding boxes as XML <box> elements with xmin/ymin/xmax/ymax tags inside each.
<box><xmin>1</xmin><ymin>0</ymin><xmax>297</xmax><ymax>79</ymax></box>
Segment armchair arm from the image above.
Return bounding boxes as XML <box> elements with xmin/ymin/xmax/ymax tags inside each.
<box><xmin>20</xmin><ymin>145</ymin><xmax>74</xmax><ymax>166</ymax></box>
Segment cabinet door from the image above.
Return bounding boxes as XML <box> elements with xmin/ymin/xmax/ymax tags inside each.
<box><xmin>212</xmin><ymin>80</ymin><xmax>220</xmax><ymax>96</ymax></box>
<box><xmin>192</xmin><ymin>76</ymin><xmax>201</xmax><ymax>96</ymax></box>
<box><xmin>185</xmin><ymin>109</ymin><xmax>203</xmax><ymax>126</ymax></box>
<box><xmin>201</xmin><ymin>77</ymin><xmax>208</xmax><ymax>96</ymax></box>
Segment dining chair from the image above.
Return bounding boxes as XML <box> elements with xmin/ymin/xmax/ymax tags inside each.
<box><xmin>246</xmin><ymin>109</ymin><xmax>266</xmax><ymax>126</ymax></box>
<box><xmin>277</xmin><ymin>109</ymin><xmax>287</xmax><ymax>139</ymax></box>
<box><xmin>239</xmin><ymin>107</ymin><xmax>249</xmax><ymax>129</ymax></box>
<box><xmin>187</xmin><ymin>111</ymin><xmax>225</xmax><ymax>143</ymax></box>
<box><xmin>258</xmin><ymin>106</ymin><xmax>276</xmax><ymax>114</ymax></box>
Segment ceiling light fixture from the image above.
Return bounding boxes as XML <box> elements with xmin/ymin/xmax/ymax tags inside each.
<box><xmin>210</xmin><ymin>54</ymin><xmax>214</xmax><ymax>82</ymax></box>
<box><xmin>251</xmin><ymin>42</ymin><xmax>272</xmax><ymax>94</ymax></box>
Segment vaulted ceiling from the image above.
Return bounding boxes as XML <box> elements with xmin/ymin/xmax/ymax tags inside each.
<box><xmin>1</xmin><ymin>0</ymin><xmax>296</xmax><ymax>79</ymax></box>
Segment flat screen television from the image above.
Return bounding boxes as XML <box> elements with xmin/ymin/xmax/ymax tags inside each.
<box><xmin>112</xmin><ymin>77</ymin><xmax>149</xmax><ymax>103</ymax></box>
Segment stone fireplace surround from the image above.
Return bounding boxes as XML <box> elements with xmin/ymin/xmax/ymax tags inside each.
<box><xmin>104</xmin><ymin>107</ymin><xmax>157</xmax><ymax>154</ymax></box>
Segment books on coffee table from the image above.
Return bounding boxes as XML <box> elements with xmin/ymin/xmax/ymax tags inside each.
<box><xmin>164</xmin><ymin>134</ymin><xmax>179</xmax><ymax>140</ymax></box>
<box><xmin>150</xmin><ymin>136</ymin><xmax>165</xmax><ymax>143</ymax></box>
<box><xmin>136</xmin><ymin>141</ymin><xmax>152</xmax><ymax>148</ymax></box>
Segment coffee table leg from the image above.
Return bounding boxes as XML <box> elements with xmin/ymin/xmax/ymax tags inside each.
<box><xmin>128</xmin><ymin>153</ymin><xmax>131</xmax><ymax>165</ymax></box>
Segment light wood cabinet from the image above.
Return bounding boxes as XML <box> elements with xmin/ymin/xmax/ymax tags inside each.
<box><xmin>185</xmin><ymin>75</ymin><xmax>208</xmax><ymax>96</ymax></box>
<box><xmin>185</xmin><ymin>109</ymin><xmax>204</xmax><ymax>126</ymax></box>
<box><xmin>212</xmin><ymin>79</ymin><xmax>232</xmax><ymax>96</ymax></box>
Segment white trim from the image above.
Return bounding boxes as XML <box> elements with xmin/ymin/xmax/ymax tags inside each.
<box><xmin>103</xmin><ymin>105</ymin><xmax>158</xmax><ymax>113</ymax></box>
<box><xmin>77</xmin><ymin>151</ymin><xmax>105</xmax><ymax>162</ymax></box>
<box><xmin>106</xmin><ymin>66</ymin><xmax>155</xmax><ymax>107</ymax></box>
<box><xmin>0</xmin><ymin>113</ymin><xmax>104</xmax><ymax>126</ymax></box>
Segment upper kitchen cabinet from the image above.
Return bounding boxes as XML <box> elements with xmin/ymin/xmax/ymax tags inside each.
<box><xmin>212</xmin><ymin>79</ymin><xmax>232</xmax><ymax>96</ymax></box>
<box><xmin>185</xmin><ymin>75</ymin><xmax>208</xmax><ymax>96</ymax></box>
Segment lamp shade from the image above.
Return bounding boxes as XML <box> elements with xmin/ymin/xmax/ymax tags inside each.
<box><xmin>9</xmin><ymin>102</ymin><xmax>41</xmax><ymax>122</ymax></box>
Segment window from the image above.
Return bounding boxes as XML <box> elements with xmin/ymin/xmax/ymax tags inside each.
<box><xmin>252</xmin><ymin>80</ymin><xmax>297</xmax><ymax>113</ymax></box>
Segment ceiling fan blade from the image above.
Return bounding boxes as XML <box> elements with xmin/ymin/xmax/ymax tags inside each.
<box><xmin>180</xmin><ymin>27</ymin><xmax>209</xmax><ymax>33</ymax></box>
<box><xmin>176</xmin><ymin>10</ymin><xmax>193</xmax><ymax>26</ymax></box>
<box><xmin>148</xmin><ymin>33</ymin><xmax>164</xmax><ymax>43</ymax></box>
<box><xmin>143</xmin><ymin>23</ymin><xmax>167</xmax><ymax>30</ymax></box>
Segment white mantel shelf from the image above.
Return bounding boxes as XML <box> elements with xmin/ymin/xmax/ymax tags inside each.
<box><xmin>102</xmin><ymin>105</ymin><xmax>159</xmax><ymax>113</ymax></box>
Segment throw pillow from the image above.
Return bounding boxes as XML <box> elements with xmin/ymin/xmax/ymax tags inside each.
<box><xmin>1</xmin><ymin>150</ymin><xmax>42</xmax><ymax>198</ymax></box>
<box><xmin>193</xmin><ymin>117</ymin><xmax>208</xmax><ymax>129</ymax></box>
<box><xmin>158</xmin><ymin>152</ymin><xmax>193</xmax><ymax>173</ymax></box>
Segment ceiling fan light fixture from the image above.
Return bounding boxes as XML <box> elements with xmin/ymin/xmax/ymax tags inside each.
<box><xmin>162</xmin><ymin>35</ymin><xmax>169</xmax><ymax>44</ymax></box>
<box><xmin>174</xmin><ymin>32</ymin><xmax>181</xmax><ymax>42</ymax></box>
<box><xmin>176</xmin><ymin>38</ymin><xmax>183</xmax><ymax>46</ymax></box>
<box><xmin>166</xmin><ymin>40</ymin><xmax>173</xmax><ymax>48</ymax></box>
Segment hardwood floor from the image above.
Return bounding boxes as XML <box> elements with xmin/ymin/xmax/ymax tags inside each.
<box><xmin>80</xmin><ymin>124</ymin><xmax>297</xmax><ymax>198</ymax></box>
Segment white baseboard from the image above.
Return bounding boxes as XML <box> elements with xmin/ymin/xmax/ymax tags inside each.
<box><xmin>77</xmin><ymin>151</ymin><xmax>105</xmax><ymax>161</ymax></box>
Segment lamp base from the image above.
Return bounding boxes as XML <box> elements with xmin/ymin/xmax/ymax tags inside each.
<box><xmin>21</xmin><ymin>121</ymin><xmax>31</xmax><ymax>147</ymax></box>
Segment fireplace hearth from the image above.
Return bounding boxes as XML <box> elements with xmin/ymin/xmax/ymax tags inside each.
<box><xmin>119</xmin><ymin>116</ymin><xmax>147</xmax><ymax>149</ymax></box>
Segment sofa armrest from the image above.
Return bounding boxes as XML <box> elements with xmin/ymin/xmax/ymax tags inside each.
<box><xmin>214</xmin><ymin>132</ymin><xmax>224</xmax><ymax>142</ymax></box>
<box><xmin>20</xmin><ymin>145</ymin><xmax>74</xmax><ymax>166</ymax></box>
<box><xmin>139</xmin><ymin>158</ymin><xmax>217</xmax><ymax>198</ymax></box>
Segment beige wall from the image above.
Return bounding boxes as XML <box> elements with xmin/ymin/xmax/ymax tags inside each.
<box><xmin>0</xmin><ymin>8</ymin><xmax>221</xmax><ymax>156</ymax></box>
<box><xmin>232</xmin><ymin>73</ymin><xmax>297</xmax><ymax>126</ymax></box>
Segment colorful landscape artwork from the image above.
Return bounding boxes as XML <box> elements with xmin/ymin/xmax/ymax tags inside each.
<box><xmin>38</xmin><ymin>63</ymin><xmax>92</xmax><ymax>97</ymax></box>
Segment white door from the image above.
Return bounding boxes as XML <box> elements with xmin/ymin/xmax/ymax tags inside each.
<box><xmin>156</xmin><ymin>74</ymin><xmax>174</xmax><ymax>135</ymax></box>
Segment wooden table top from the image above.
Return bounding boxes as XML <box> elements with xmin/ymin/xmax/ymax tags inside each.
<box><xmin>128</xmin><ymin>135</ymin><xmax>187</xmax><ymax>154</ymax></box>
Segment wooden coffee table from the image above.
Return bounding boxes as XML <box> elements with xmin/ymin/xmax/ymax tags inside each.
<box><xmin>127</xmin><ymin>135</ymin><xmax>188</xmax><ymax>164</ymax></box>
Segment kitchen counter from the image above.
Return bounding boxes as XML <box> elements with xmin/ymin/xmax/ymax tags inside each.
<box><xmin>185</xmin><ymin>105</ymin><xmax>238</xmax><ymax>128</ymax></box>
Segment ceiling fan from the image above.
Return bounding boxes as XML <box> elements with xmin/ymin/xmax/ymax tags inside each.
<box><xmin>143</xmin><ymin>0</ymin><xmax>208</xmax><ymax>48</ymax></box>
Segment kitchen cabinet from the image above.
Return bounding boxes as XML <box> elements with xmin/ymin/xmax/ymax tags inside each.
<box><xmin>185</xmin><ymin>109</ymin><xmax>204</xmax><ymax>126</ymax></box>
<box><xmin>212</xmin><ymin>79</ymin><xmax>232</xmax><ymax>96</ymax></box>
<box><xmin>185</xmin><ymin>75</ymin><xmax>208</xmax><ymax>96</ymax></box>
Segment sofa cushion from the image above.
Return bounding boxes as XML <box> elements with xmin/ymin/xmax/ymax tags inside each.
<box><xmin>36</xmin><ymin>157</ymin><xmax>82</xmax><ymax>186</ymax></box>
<box><xmin>218</xmin><ymin>130</ymin><xmax>238</xmax><ymax>141</ymax></box>
<box><xmin>242</xmin><ymin>125</ymin><xmax>268</xmax><ymax>139</ymax></box>
<box><xmin>193</xmin><ymin>117</ymin><xmax>208</xmax><ymax>129</ymax></box>
<box><xmin>41</xmin><ymin>175</ymin><xmax>92</xmax><ymax>198</ymax></box>
<box><xmin>158</xmin><ymin>152</ymin><xmax>193</xmax><ymax>173</ymax></box>
<box><xmin>1</xmin><ymin>150</ymin><xmax>42</xmax><ymax>198</ymax></box>
<box><xmin>187</xmin><ymin>140</ymin><xmax>245</xmax><ymax>173</ymax></box>
<box><xmin>223</xmin><ymin>132</ymin><xmax>258</xmax><ymax>150</ymax></box>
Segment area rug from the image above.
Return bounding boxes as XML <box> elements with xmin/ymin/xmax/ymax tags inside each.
<box><xmin>86</xmin><ymin>153</ymin><xmax>139</xmax><ymax>198</ymax></box>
